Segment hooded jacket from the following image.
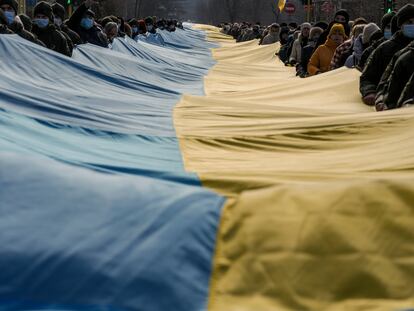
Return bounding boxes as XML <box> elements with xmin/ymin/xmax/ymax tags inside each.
<box><xmin>375</xmin><ymin>42</ymin><xmax>414</xmax><ymax>110</ymax></box>
<box><xmin>67</xmin><ymin>3</ymin><xmax>107</xmax><ymax>48</ymax></box>
<box><xmin>359</xmin><ymin>30</ymin><xmax>413</xmax><ymax>97</ymax></box>
<box><xmin>399</xmin><ymin>73</ymin><xmax>414</xmax><ymax>107</ymax></box>
<box><xmin>32</xmin><ymin>23</ymin><xmax>71</xmax><ymax>56</ymax></box>
<box><xmin>308</xmin><ymin>37</ymin><xmax>339</xmax><ymax>75</ymax></box>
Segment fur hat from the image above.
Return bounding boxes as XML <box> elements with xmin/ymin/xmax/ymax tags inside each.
<box><xmin>397</xmin><ymin>4</ymin><xmax>414</xmax><ymax>27</ymax></box>
<box><xmin>301</xmin><ymin>22</ymin><xmax>311</xmax><ymax>30</ymax></box>
<box><xmin>362</xmin><ymin>23</ymin><xmax>381</xmax><ymax>45</ymax></box>
<box><xmin>310</xmin><ymin>26</ymin><xmax>323</xmax><ymax>38</ymax></box>
<box><xmin>0</xmin><ymin>0</ymin><xmax>18</xmax><ymax>14</ymax></box>
<box><xmin>34</xmin><ymin>1</ymin><xmax>53</xmax><ymax>20</ymax></box>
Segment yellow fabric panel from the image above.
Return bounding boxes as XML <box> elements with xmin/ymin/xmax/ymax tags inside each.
<box><xmin>174</xmin><ymin>26</ymin><xmax>414</xmax><ymax>310</ymax></box>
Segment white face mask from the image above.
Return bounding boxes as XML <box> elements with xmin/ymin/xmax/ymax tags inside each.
<box><xmin>54</xmin><ymin>17</ymin><xmax>62</xmax><ymax>27</ymax></box>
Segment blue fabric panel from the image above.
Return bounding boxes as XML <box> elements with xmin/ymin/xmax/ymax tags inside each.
<box><xmin>0</xmin><ymin>153</ymin><xmax>225</xmax><ymax>311</ymax></box>
<box><xmin>0</xmin><ymin>26</ymin><xmax>225</xmax><ymax>311</ymax></box>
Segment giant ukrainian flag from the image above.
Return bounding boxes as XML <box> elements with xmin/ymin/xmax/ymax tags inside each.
<box><xmin>0</xmin><ymin>24</ymin><xmax>414</xmax><ymax>311</ymax></box>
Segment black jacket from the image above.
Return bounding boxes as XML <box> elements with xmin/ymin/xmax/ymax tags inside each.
<box><xmin>379</xmin><ymin>46</ymin><xmax>414</xmax><ymax>109</ymax></box>
<box><xmin>67</xmin><ymin>3</ymin><xmax>107</xmax><ymax>48</ymax></box>
<box><xmin>9</xmin><ymin>21</ymin><xmax>39</xmax><ymax>45</ymax></box>
<box><xmin>32</xmin><ymin>24</ymin><xmax>71</xmax><ymax>56</ymax></box>
<box><xmin>359</xmin><ymin>31</ymin><xmax>412</xmax><ymax>97</ymax></box>
<box><xmin>399</xmin><ymin>73</ymin><xmax>414</xmax><ymax>107</ymax></box>
<box><xmin>358</xmin><ymin>37</ymin><xmax>386</xmax><ymax>71</ymax></box>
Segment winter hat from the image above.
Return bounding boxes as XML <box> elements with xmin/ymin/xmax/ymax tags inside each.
<box><xmin>310</xmin><ymin>26</ymin><xmax>323</xmax><ymax>38</ymax></box>
<box><xmin>362</xmin><ymin>23</ymin><xmax>381</xmax><ymax>45</ymax></box>
<box><xmin>51</xmin><ymin>3</ymin><xmax>65</xmax><ymax>21</ymax></box>
<box><xmin>18</xmin><ymin>13</ymin><xmax>32</xmax><ymax>31</ymax></box>
<box><xmin>34</xmin><ymin>1</ymin><xmax>53</xmax><ymax>20</ymax></box>
<box><xmin>397</xmin><ymin>4</ymin><xmax>414</xmax><ymax>27</ymax></box>
<box><xmin>381</xmin><ymin>11</ymin><xmax>396</xmax><ymax>32</ymax></box>
<box><xmin>0</xmin><ymin>0</ymin><xmax>18</xmax><ymax>14</ymax></box>
<box><xmin>335</xmin><ymin>9</ymin><xmax>350</xmax><ymax>23</ymax></box>
<box><xmin>301</xmin><ymin>22</ymin><xmax>311</xmax><ymax>30</ymax></box>
<box><xmin>329</xmin><ymin>23</ymin><xmax>346</xmax><ymax>37</ymax></box>
<box><xmin>144</xmin><ymin>16</ymin><xmax>153</xmax><ymax>25</ymax></box>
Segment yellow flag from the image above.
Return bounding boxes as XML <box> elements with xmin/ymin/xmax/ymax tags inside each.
<box><xmin>278</xmin><ymin>0</ymin><xmax>286</xmax><ymax>11</ymax></box>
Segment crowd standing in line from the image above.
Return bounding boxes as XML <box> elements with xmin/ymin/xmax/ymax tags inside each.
<box><xmin>0</xmin><ymin>0</ymin><xmax>412</xmax><ymax>112</ymax></box>
<box><xmin>220</xmin><ymin>4</ymin><xmax>414</xmax><ymax>111</ymax></box>
<box><xmin>0</xmin><ymin>0</ymin><xmax>183</xmax><ymax>53</ymax></box>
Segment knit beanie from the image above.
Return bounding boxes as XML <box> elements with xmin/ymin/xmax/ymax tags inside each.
<box><xmin>0</xmin><ymin>0</ymin><xmax>18</xmax><ymax>14</ymax></box>
<box><xmin>301</xmin><ymin>22</ymin><xmax>311</xmax><ymax>31</ymax></box>
<box><xmin>335</xmin><ymin>9</ymin><xmax>350</xmax><ymax>23</ymax></box>
<box><xmin>381</xmin><ymin>11</ymin><xmax>396</xmax><ymax>32</ymax></box>
<box><xmin>51</xmin><ymin>3</ymin><xmax>65</xmax><ymax>21</ymax></box>
<box><xmin>329</xmin><ymin>23</ymin><xmax>346</xmax><ymax>37</ymax></box>
<box><xmin>397</xmin><ymin>4</ymin><xmax>414</xmax><ymax>27</ymax></box>
<box><xmin>362</xmin><ymin>23</ymin><xmax>381</xmax><ymax>44</ymax></box>
<box><xmin>34</xmin><ymin>1</ymin><xmax>53</xmax><ymax>20</ymax></box>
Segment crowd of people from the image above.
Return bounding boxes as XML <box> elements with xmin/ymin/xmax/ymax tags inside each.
<box><xmin>221</xmin><ymin>4</ymin><xmax>414</xmax><ymax>111</ymax></box>
<box><xmin>0</xmin><ymin>0</ymin><xmax>413</xmax><ymax>112</ymax></box>
<box><xmin>0</xmin><ymin>0</ymin><xmax>183</xmax><ymax>56</ymax></box>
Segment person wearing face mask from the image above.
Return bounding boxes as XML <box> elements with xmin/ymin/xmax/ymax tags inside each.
<box><xmin>0</xmin><ymin>0</ymin><xmax>39</xmax><ymax>44</ymax></box>
<box><xmin>31</xmin><ymin>1</ymin><xmax>70</xmax><ymax>56</ymax></box>
<box><xmin>314</xmin><ymin>9</ymin><xmax>351</xmax><ymax>52</ymax></box>
<box><xmin>261</xmin><ymin>23</ymin><xmax>280</xmax><ymax>45</ymax></box>
<box><xmin>289</xmin><ymin>22</ymin><xmax>311</xmax><ymax>64</ymax></box>
<box><xmin>358</xmin><ymin>11</ymin><xmax>396</xmax><ymax>70</ymax></box>
<box><xmin>145</xmin><ymin>17</ymin><xmax>156</xmax><ymax>35</ymax></box>
<box><xmin>0</xmin><ymin>8</ymin><xmax>13</xmax><ymax>34</ymax></box>
<box><xmin>52</xmin><ymin>3</ymin><xmax>81</xmax><ymax>49</ymax></box>
<box><xmin>308</xmin><ymin>23</ymin><xmax>347</xmax><ymax>76</ymax></box>
<box><xmin>297</xmin><ymin>26</ymin><xmax>323</xmax><ymax>77</ymax></box>
<box><xmin>330</xmin><ymin>19</ymin><xmax>367</xmax><ymax>70</ymax></box>
<box><xmin>128</xmin><ymin>18</ymin><xmax>139</xmax><ymax>40</ymax></box>
<box><xmin>360</xmin><ymin>4</ymin><xmax>414</xmax><ymax>106</ymax></box>
<box><xmin>67</xmin><ymin>0</ymin><xmax>107</xmax><ymax>48</ymax></box>
<box><xmin>344</xmin><ymin>23</ymin><xmax>380</xmax><ymax>69</ymax></box>
<box><xmin>103</xmin><ymin>21</ymin><xmax>117</xmax><ymax>46</ymax></box>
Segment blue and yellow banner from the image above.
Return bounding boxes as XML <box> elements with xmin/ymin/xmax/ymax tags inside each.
<box><xmin>0</xmin><ymin>24</ymin><xmax>414</xmax><ymax>311</ymax></box>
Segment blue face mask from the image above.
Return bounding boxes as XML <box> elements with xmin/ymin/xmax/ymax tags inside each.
<box><xmin>4</xmin><ymin>10</ymin><xmax>15</xmax><ymax>25</ymax></box>
<box><xmin>80</xmin><ymin>17</ymin><xmax>94</xmax><ymax>30</ymax></box>
<box><xmin>33</xmin><ymin>18</ymin><xmax>49</xmax><ymax>29</ymax></box>
<box><xmin>384</xmin><ymin>29</ymin><xmax>392</xmax><ymax>40</ymax></box>
<box><xmin>402</xmin><ymin>24</ymin><xmax>414</xmax><ymax>39</ymax></box>
<box><xmin>132</xmin><ymin>26</ymin><xmax>138</xmax><ymax>34</ymax></box>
